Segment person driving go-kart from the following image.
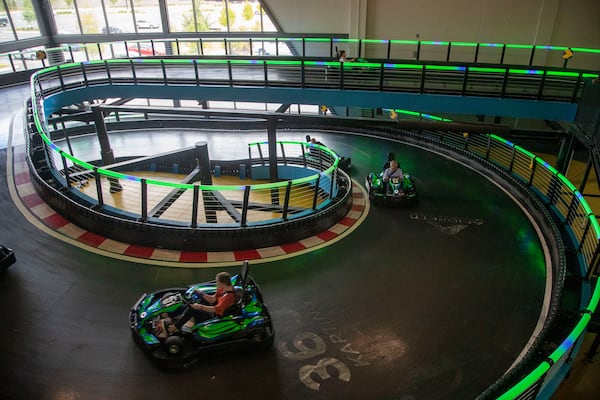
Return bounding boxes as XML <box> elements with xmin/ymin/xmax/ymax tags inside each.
<box><xmin>175</xmin><ymin>272</ymin><xmax>237</xmax><ymax>330</ymax></box>
<box><xmin>191</xmin><ymin>272</ymin><xmax>237</xmax><ymax>319</ymax></box>
<box><xmin>383</xmin><ymin>160</ymin><xmax>403</xmax><ymax>181</ymax></box>
<box><xmin>382</xmin><ymin>160</ymin><xmax>404</xmax><ymax>195</ymax></box>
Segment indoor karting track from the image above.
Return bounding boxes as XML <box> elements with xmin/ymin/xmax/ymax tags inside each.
<box><xmin>0</xmin><ymin>104</ymin><xmax>549</xmax><ymax>399</ymax></box>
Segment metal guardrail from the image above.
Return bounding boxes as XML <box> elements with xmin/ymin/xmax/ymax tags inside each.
<box><xmin>412</xmin><ymin>128</ymin><xmax>600</xmax><ymax>399</ymax></box>
<box><xmin>28</xmin><ymin>70</ymin><xmax>342</xmax><ymax>227</ymax></box>
<box><xmin>26</xmin><ymin>59</ymin><xmax>600</xmax><ymax>399</ymax></box>
<box><xmin>4</xmin><ymin>35</ymin><xmax>600</xmax><ymax>75</ymax></box>
<box><xmin>29</xmin><ymin>58</ymin><xmax>598</xmax><ymax>104</ymax></box>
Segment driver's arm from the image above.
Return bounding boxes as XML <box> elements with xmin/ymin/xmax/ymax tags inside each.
<box><xmin>199</xmin><ymin>291</ymin><xmax>216</xmax><ymax>304</ymax></box>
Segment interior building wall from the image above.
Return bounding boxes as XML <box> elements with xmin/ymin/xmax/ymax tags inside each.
<box><xmin>264</xmin><ymin>0</ymin><xmax>600</xmax><ymax>68</ymax></box>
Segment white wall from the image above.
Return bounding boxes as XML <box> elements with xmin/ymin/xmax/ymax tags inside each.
<box><xmin>264</xmin><ymin>0</ymin><xmax>352</xmax><ymax>34</ymax></box>
<box><xmin>264</xmin><ymin>0</ymin><xmax>600</xmax><ymax>67</ymax></box>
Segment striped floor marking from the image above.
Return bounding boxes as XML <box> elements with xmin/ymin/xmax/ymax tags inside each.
<box><xmin>7</xmin><ymin>141</ymin><xmax>369</xmax><ymax>268</ymax></box>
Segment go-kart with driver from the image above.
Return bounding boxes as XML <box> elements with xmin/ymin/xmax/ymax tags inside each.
<box><xmin>365</xmin><ymin>159</ymin><xmax>419</xmax><ymax>204</ymax></box>
<box><xmin>129</xmin><ymin>261</ymin><xmax>274</xmax><ymax>368</ymax></box>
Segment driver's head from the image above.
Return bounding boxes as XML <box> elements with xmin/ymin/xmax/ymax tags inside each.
<box><xmin>390</xmin><ymin>160</ymin><xmax>398</xmax><ymax>170</ymax></box>
<box><xmin>216</xmin><ymin>272</ymin><xmax>232</xmax><ymax>287</ymax></box>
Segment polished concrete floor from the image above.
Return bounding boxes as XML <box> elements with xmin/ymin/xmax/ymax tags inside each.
<box><xmin>0</xmin><ymin>84</ymin><xmax>598</xmax><ymax>399</ymax></box>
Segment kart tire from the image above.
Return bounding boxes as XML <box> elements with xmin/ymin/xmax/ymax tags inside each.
<box><xmin>165</xmin><ymin>335</ymin><xmax>184</xmax><ymax>355</ymax></box>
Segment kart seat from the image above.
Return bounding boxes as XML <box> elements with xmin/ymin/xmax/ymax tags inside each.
<box><xmin>221</xmin><ymin>289</ymin><xmax>244</xmax><ymax>317</ymax></box>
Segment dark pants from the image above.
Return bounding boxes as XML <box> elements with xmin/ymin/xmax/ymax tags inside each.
<box><xmin>175</xmin><ymin>305</ymin><xmax>214</xmax><ymax>329</ymax></box>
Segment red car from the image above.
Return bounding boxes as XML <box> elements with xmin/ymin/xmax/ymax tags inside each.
<box><xmin>126</xmin><ymin>43</ymin><xmax>165</xmax><ymax>57</ymax></box>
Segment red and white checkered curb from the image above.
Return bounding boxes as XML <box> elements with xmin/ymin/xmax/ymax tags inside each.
<box><xmin>9</xmin><ymin>144</ymin><xmax>368</xmax><ymax>266</ymax></box>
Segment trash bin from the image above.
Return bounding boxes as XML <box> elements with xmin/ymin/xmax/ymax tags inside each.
<box><xmin>214</xmin><ymin>165</ymin><xmax>221</xmax><ymax>177</ymax></box>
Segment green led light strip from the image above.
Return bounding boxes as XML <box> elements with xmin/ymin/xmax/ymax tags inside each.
<box><xmin>49</xmin><ymin>58</ymin><xmax>598</xmax><ymax>80</ymax></box>
<box><xmin>29</xmin><ymin>83</ymin><xmax>340</xmax><ymax>193</ymax></box>
<box><xmin>30</xmin><ymin>61</ymin><xmax>600</xmax><ymax>399</ymax></box>
<box><xmin>497</xmin><ymin>362</ymin><xmax>551</xmax><ymax>400</ymax></box>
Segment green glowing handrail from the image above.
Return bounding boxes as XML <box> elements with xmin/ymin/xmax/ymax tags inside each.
<box><xmin>490</xmin><ymin>134</ymin><xmax>600</xmax><ymax>399</ymax></box>
<box><xmin>30</xmin><ymin>75</ymin><xmax>339</xmax><ymax>194</ymax></box>
<box><xmin>33</xmin><ymin>58</ymin><xmax>598</xmax><ymax>80</ymax></box>
<box><xmin>28</xmin><ymin>59</ymin><xmax>600</xmax><ymax>399</ymax></box>
<box><xmin>586</xmin><ymin>279</ymin><xmax>600</xmax><ymax>313</ymax></box>
<box><xmin>496</xmin><ymin>362</ymin><xmax>551</xmax><ymax>400</ymax></box>
<box><xmin>548</xmin><ymin>314</ymin><xmax>591</xmax><ymax>363</ymax></box>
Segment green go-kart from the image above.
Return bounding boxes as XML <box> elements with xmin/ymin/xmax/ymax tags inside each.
<box><xmin>129</xmin><ymin>261</ymin><xmax>274</xmax><ymax>369</ymax></box>
<box><xmin>365</xmin><ymin>171</ymin><xmax>419</xmax><ymax>205</ymax></box>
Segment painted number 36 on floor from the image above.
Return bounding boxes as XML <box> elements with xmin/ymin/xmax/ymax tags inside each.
<box><xmin>278</xmin><ymin>332</ymin><xmax>352</xmax><ymax>391</ymax></box>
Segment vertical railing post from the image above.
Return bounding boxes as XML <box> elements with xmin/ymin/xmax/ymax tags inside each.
<box><xmin>140</xmin><ymin>178</ymin><xmax>148</xmax><ymax>222</ymax></box>
<box><xmin>528</xmin><ymin>158</ymin><xmax>537</xmax><ymax>185</ymax></box>
<box><xmin>508</xmin><ymin>147</ymin><xmax>516</xmax><ymax>173</ymax></box>
<box><xmin>571</xmin><ymin>73</ymin><xmax>583</xmax><ymax>103</ymax></box>
<box><xmin>130</xmin><ymin>59</ymin><xmax>137</xmax><ymax>85</ymax></box>
<box><xmin>585</xmin><ymin>246</ymin><xmax>600</xmax><ymax>280</ymax></box>
<box><xmin>564</xmin><ymin>194</ymin><xmax>579</xmax><ymax>225</ymax></box>
<box><xmin>537</xmin><ymin>70</ymin><xmax>547</xmax><ymax>100</ymax></box>
<box><xmin>529</xmin><ymin>46</ymin><xmax>536</xmax><ymax>66</ymax></box>
<box><xmin>446</xmin><ymin>42</ymin><xmax>451</xmax><ymax>62</ymax></box>
<box><xmin>302</xmin><ymin>37</ymin><xmax>306</xmax><ymax>57</ymax></box>
<box><xmin>577</xmin><ymin>218</ymin><xmax>592</xmax><ymax>252</ymax></box>
<box><xmin>501</xmin><ymin>68</ymin><xmax>509</xmax><ymax>98</ymax></box>
<box><xmin>312</xmin><ymin>174</ymin><xmax>321</xmax><ymax>210</ymax></box>
<box><xmin>329</xmin><ymin>170</ymin><xmax>336</xmax><ymax>199</ymax></box>
<box><xmin>484</xmin><ymin>135</ymin><xmax>492</xmax><ymax>160</ymax></box>
<box><xmin>56</xmin><ymin>66</ymin><xmax>65</xmax><ymax>90</ymax></box>
<box><xmin>105</xmin><ymin>60</ymin><xmax>112</xmax><ymax>84</ymax></box>
<box><xmin>191</xmin><ymin>185</ymin><xmax>199</xmax><ymax>228</ymax></box>
<box><xmin>386</xmin><ymin>40</ymin><xmax>391</xmax><ymax>60</ymax></box>
<box><xmin>160</xmin><ymin>59</ymin><xmax>167</xmax><ymax>84</ymax></box>
<box><xmin>241</xmin><ymin>185</ymin><xmax>250</xmax><ymax>227</ymax></box>
<box><xmin>547</xmin><ymin>175</ymin><xmax>560</xmax><ymax>206</ymax></box>
<box><xmin>227</xmin><ymin>60</ymin><xmax>233</xmax><ymax>86</ymax></box>
<box><xmin>302</xmin><ymin>143</ymin><xmax>308</xmax><ymax>167</ymax></box>
<box><xmin>264</xmin><ymin>61</ymin><xmax>269</xmax><ymax>87</ymax></box>
<box><xmin>461</xmin><ymin>66</ymin><xmax>469</xmax><ymax>95</ymax></box>
<box><xmin>94</xmin><ymin>167</ymin><xmax>104</xmax><ymax>209</ymax></box>
<box><xmin>193</xmin><ymin>59</ymin><xmax>200</xmax><ymax>85</ymax></box>
<box><xmin>61</xmin><ymin>153</ymin><xmax>70</xmax><ymax>190</ymax></box>
<box><xmin>282</xmin><ymin>181</ymin><xmax>292</xmax><ymax>221</ymax></box>
<box><xmin>81</xmin><ymin>63</ymin><xmax>89</xmax><ymax>87</ymax></box>
<box><xmin>280</xmin><ymin>142</ymin><xmax>287</xmax><ymax>164</ymax></box>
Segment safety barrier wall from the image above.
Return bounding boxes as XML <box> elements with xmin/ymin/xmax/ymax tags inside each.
<box><xmin>411</xmin><ymin>128</ymin><xmax>600</xmax><ymax>399</ymax></box>
<box><xmin>26</xmin><ymin>60</ymin><xmax>600</xmax><ymax>399</ymax></box>
<box><xmin>30</xmin><ymin>129</ymin><xmax>341</xmax><ymax>228</ymax></box>
<box><xmin>4</xmin><ymin>35</ymin><xmax>600</xmax><ymax>76</ymax></box>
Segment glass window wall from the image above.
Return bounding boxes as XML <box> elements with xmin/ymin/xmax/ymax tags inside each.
<box><xmin>4</xmin><ymin>0</ymin><xmax>40</xmax><ymax>40</ymax></box>
<box><xmin>51</xmin><ymin>0</ymin><xmax>82</xmax><ymax>34</ymax></box>
<box><xmin>0</xmin><ymin>1</ymin><xmax>17</xmax><ymax>43</ymax></box>
<box><xmin>132</xmin><ymin>0</ymin><xmax>161</xmax><ymax>33</ymax></box>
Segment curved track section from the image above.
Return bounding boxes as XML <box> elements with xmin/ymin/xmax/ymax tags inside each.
<box><xmin>0</xmin><ymin>125</ymin><xmax>549</xmax><ymax>399</ymax></box>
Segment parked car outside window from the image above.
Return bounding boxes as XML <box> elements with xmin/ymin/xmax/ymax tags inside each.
<box><xmin>136</xmin><ymin>20</ymin><xmax>159</xmax><ymax>29</ymax></box>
